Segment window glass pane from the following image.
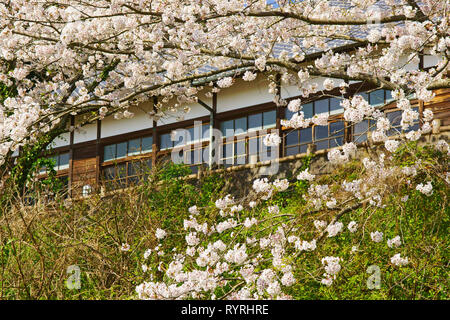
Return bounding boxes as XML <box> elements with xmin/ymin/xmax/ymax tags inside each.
<box><xmin>353</xmin><ymin>133</ymin><xmax>367</xmax><ymax>143</ymax></box>
<box><xmin>300</xmin><ymin>127</ymin><xmax>312</xmax><ymax>143</ymax></box>
<box><xmin>315</xmin><ymin>125</ymin><xmax>328</xmax><ymax>140</ymax></box>
<box><xmin>302</xmin><ymin>103</ymin><xmax>313</xmax><ymax>119</ymax></box>
<box><xmin>248</xmin><ymin>137</ymin><xmax>259</xmax><ymax>155</ymax></box>
<box><xmin>142</xmin><ymin>136</ymin><xmax>153</xmax><ymax>153</ymax></box>
<box><xmin>285</xmin><ymin>130</ymin><xmax>299</xmax><ymax>146</ymax></box>
<box><xmin>385</xmin><ymin>90</ymin><xmax>393</xmax><ymax>101</ymax></box>
<box><xmin>49</xmin><ymin>156</ymin><xmax>58</xmax><ymax>169</ymax></box>
<box><xmin>315</xmin><ymin>140</ymin><xmax>328</xmax><ymax>150</ymax></box>
<box><xmin>370</xmin><ymin>89</ymin><xmax>385</xmax><ymax>106</ymax></box>
<box><xmin>248</xmin><ymin>113</ymin><xmax>262</xmax><ymax>132</ymax></box>
<box><xmin>128</xmin><ymin>161</ymin><xmax>139</xmax><ymax>176</ymax></box>
<box><xmin>263</xmin><ymin>110</ymin><xmax>276</xmax><ymax>129</ymax></box>
<box><xmin>103</xmin><ymin>166</ymin><xmax>115</xmax><ymax>180</ymax></box>
<box><xmin>354</xmin><ymin>120</ymin><xmax>368</xmax><ymax>134</ymax></box>
<box><xmin>59</xmin><ymin>153</ymin><xmax>70</xmax><ymax>170</ymax></box>
<box><xmin>330</xmin><ymin>136</ymin><xmax>344</xmax><ymax>148</ymax></box>
<box><xmin>116</xmin><ymin>142</ymin><xmax>127</xmax><ymax>159</ymax></box>
<box><xmin>299</xmin><ymin>145</ymin><xmax>308</xmax><ymax>154</ymax></box>
<box><xmin>330</xmin><ymin>121</ymin><xmax>344</xmax><ymax>137</ymax></box>
<box><xmin>58</xmin><ymin>176</ymin><xmax>69</xmax><ymax>189</ymax></box>
<box><xmin>202</xmin><ymin>124</ymin><xmax>210</xmax><ymax>141</ymax></box>
<box><xmin>172</xmin><ymin>130</ymin><xmax>185</xmax><ymax>147</ymax></box>
<box><xmin>359</xmin><ymin>92</ymin><xmax>369</xmax><ymax>102</ymax></box>
<box><xmin>193</xmin><ymin>149</ymin><xmax>203</xmax><ymax>164</ymax></box>
<box><xmin>235</xmin><ymin>140</ymin><xmax>246</xmax><ymax>156</ymax></box>
<box><xmin>203</xmin><ymin>146</ymin><xmax>209</xmax><ymax>163</ymax></box>
<box><xmin>236</xmin><ymin>155</ymin><xmax>247</xmax><ymax>165</ymax></box>
<box><xmin>104</xmin><ymin>145</ymin><xmax>116</xmax><ymax>161</ymax></box>
<box><xmin>314</xmin><ymin>99</ymin><xmax>329</xmax><ymax>115</ymax></box>
<box><xmin>329</xmin><ymin>97</ymin><xmax>343</xmax><ymax>113</ymax></box>
<box><xmin>222</xmin><ymin>143</ymin><xmax>233</xmax><ymax>159</ymax></box>
<box><xmin>285</xmin><ymin>109</ymin><xmax>296</xmax><ymax>121</ymax></box>
<box><xmin>160</xmin><ymin>133</ymin><xmax>172</xmax><ymax>150</ymax></box>
<box><xmin>128</xmin><ymin>176</ymin><xmax>140</xmax><ymax>186</ymax></box>
<box><xmin>387</xmin><ymin>110</ymin><xmax>401</xmax><ymax>127</ymax></box>
<box><xmin>146</xmin><ymin>159</ymin><xmax>152</xmax><ymax>170</ymax></box>
<box><xmin>408</xmin><ymin>123</ymin><xmax>419</xmax><ymax>132</ymax></box>
<box><xmin>186</xmin><ymin>150</ymin><xmax>194</xmax><ymax>165</ymax></box>
<box><xmin>186</xmin><ymin>127</ymin><xmax>195</xmax><ymax>143</ymax></box>
<box><xmin>193</xmin><ymin>125</ymin><xmax>203</xmax><ymax>142</ymax></box>
<box><xmin>128</xmin><ymin>138</ymin><xmax>141</xmax><ymax>156</ymax></box>
<box><xmin>220</xmin><ymin>120</ymin><xmax>234</xmax><ymax>137</ymax></box>
<box><xmin>116</xmin><ymin>163</ymin><xmax>127</xmax><ymax>178</ymax></box>
<box><xmin>234</xmin><ymin>117</ymin><xmax>247</xmax><ymax>134</ymax></box>
<box><xmin>285</xmin><ymin>146</ymin><xmax>298</xmax><ymax>156</ymax></box>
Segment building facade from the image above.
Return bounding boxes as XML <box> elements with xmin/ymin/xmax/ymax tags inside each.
<box><xmin>27</xmin><ymin>55</ymin><xmax>450</xmax><ymax>198</ymax></box>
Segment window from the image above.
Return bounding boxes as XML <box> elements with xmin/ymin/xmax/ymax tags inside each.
<box><xmin>283</xmin><ymin>121</ymin><xmax>344</xmax><ymax>156</ymax></box>
<box><xmin>285</xmin><ymin>97</ymin><xmax>343</xmax><ymax>121</ymax></box>
<box><xmin>40</xmin><ymin>152</ymin><xmax>70</xmax><ymax>174</ymax></box>
<box><xmin>369</xmin><ymin>89</ymin><xmax>385</xmax><ymax>106</ymax></box>
<box><xmin>159</xmin><ymin>124</ymin><xmax>209</xmax><ymax>150</ymax></box>
<box><xmin>313</xmin><ymin>121</ymin><xmax>345</xmax><ymax>151</ymax></box>
<box><xmin>352</xmin><ymin>119</ymin><xmax>376</xmax><ymax>143</ymax></box>
<box><xmin>386</xmin><ymin>107</ymin><xmax>419</xmax><ymax>136</ymax></box>
<box><xmin>285</xmin><ymin>89</ymin><xmax>393</xmax><ymax>123</ymax></box>
<box><xmin>103</xmin><ymin>136</ymin><xmax>153</xmax><ymax>161</ymax></box>
<box><xmin>102</xmin><ymin>158</ymin><xmax>152</xmax><ymax>190</ymax></box>
<box><xmin>221</xmin><ymin>110</ymin><xmax>276</xmax><ymax>137</ymax></box>
<box><xmin>284</xmin><ymin>127</ymin><xmax>312</xmax><ymax>156</ymax></box>
<box><xmin>352</xmin><ymin>106</ymin><xmax>419</xmax><ymax>143</ymax></box>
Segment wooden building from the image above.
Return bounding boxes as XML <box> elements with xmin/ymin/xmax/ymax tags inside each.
<box><xmin>28</xmin><ymin>54</ymin><xmax>449</xmax><ymax>198</ymax></box>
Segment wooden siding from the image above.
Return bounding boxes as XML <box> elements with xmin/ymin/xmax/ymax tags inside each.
<box><xmin>425</xmin><ymin>88</ymin><xmax>450</xmax><ymax>127</ymax></box>
<box><xmin>71</xmin><ymin>144</ymin><xmax>97</xmax><ymax>196</ymax></box>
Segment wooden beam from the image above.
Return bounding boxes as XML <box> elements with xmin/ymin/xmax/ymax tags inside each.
<box><xmin>152</xmin><ymin>96</ymin><xmax>159</xmax><ymax>168</ymax></box>
<box><xmin>276</xmin><ymin>74</ymin><xmax>283</xmax><ymax>159</ymax></box>
<box><xmin>68</xmin><ymin>115</ymin><xmax>74</xmax><ymax>198</ymax></box>
<box><xmin>95</xmin><ymin>119</ymin><xmax>101</xmax><ymax>187</ymax></box>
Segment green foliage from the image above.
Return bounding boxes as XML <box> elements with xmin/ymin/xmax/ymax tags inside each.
<box><xmin>0</xmin><ymin>147</ymin><xmax>447</xmax><ymax>300</ymax></box>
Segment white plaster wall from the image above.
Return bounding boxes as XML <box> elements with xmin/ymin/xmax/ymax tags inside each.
<box><xmin>216</xmin><ymin>76</ymin><xmax>274</xmax><ymax>113</ymax></box>
<box><xmin>74</xmin><ymin>120</ymin><xmax>97</xmax><ymax>144</ymax></box>
<box><xmin>398</xmin><ymin>55</ymin><xmax>419</xmax><ymax>71</ymax></box>
<box><xmin>101</xmin><ymin>103</ymin><xmax>154</xmax><ymax>138</ymax></box>
<box><xmin>281</xmin><ymin>77</ymin><xmax>347</xmax><ymax>99</ymax></box>
<box><xmin>157</xmin><ymin>104</ymin><xmax>210</xmax><ymax>126</ymax></box>
<box><xmin>49</xmin><ymin>132</ymin><xmax>70</xmax><ymax>148</ymax></box>
<box><xmin>423</xmin><ymin>55</ymin><xmax>442</xmax><ymax>68</ymax></box>
<box><xmin>157</xmin><ymin>91</ymin><xmax>212</xmax><ymax>126</ymax></box>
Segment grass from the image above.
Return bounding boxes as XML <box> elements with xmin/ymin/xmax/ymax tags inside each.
<box><xmin>0</xmin><ymin>145</ymin><xmax>448</xmax><ymax>300</ymax></box>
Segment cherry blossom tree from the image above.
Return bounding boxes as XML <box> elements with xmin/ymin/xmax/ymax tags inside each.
<box><xmin>0</xmin><ymin>0</ymin><xmax>448</xmax><ymax>175</ymax></box>
<box><xmin>0</xmin><ymin>0</ymin><xmax>448</xmax><ymax>299</ymax></box>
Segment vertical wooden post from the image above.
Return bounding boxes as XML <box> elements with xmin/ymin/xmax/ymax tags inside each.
<box><xmin>276</xmin><ymin>74</ymin><xmax>283</xmax><ymax>159</ymax></box>
<box><xmin>152</xmin><ymin>96</ymin><xmax>159</xmax><ymax>168</ymax></box>
<box><xmin>68</xmin><ymin>115</ymin><xmax>74</xmax><ymax>198</ymax></box>
<box><xmin>344</xmin><ymin>121</ymin><xmax>352</xmax><ymax>143</ymax></box>
<box><xmin>209</xmin><ymin>92</ymin><xmax>217</xmax><ymax>168</ymax></box>
<box><xmin>419</xmin><ymin>100</ymin><xmax>424</xmax><ymax>128</ymax></box>
<box><xmin>95</xmin><ymin>119</ymin><xmax>101</xmax><ymax>187</ymax></box>
<box><xmin>418</xmin><ymin>51</ymin><xmax>425</xmax><ymax>128</ymax></box>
